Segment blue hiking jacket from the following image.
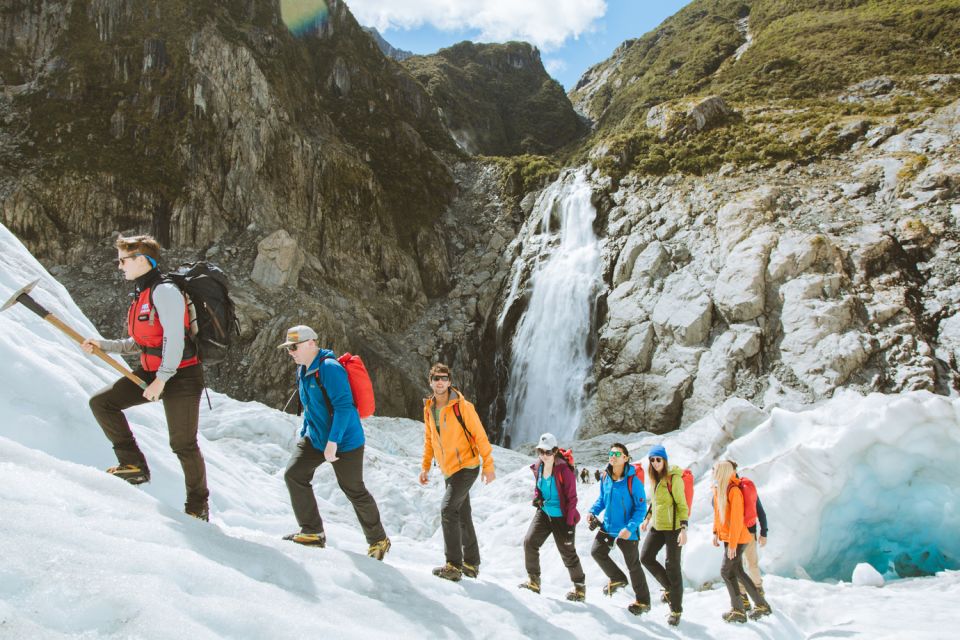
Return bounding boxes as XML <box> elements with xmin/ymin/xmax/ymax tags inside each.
<box><xmin>590</xmin><ymin>464</ymin><xmax>648</xmax><ymax>540</ymax></box>
<box><xmin>298</xmin><ymin>350</ymin><xmax>364</xmax><ymax>453</ymax></box>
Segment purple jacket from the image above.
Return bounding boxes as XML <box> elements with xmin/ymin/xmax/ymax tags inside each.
<box><xmin>529</xmin><ymin>457</ymin><xmax>581</xmax><ymax>526</ymax></box>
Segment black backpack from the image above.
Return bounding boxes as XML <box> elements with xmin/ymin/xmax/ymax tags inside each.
<box><xmin>151</xmin><ymin>261</ymin><xmax>240</xmax><ymax>365</ymax></box>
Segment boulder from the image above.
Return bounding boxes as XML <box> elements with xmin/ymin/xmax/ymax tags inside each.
<box><xmin>652</xmin><ymin>272</ymin><xmax>713</xmax><ymax>346</ymax></box>
<box><xmin>251</xmin><ymin>229</ymin><xmax>304</xmax><ymax>288</ymax></box>
<box><xmin>714</xmin><ymin>230</ymin><xmax>778</xmax><ymax>322</ymax></box>
<box><xmin>716</xmin><ymin>187</ymin><xmax>779</xmax><ymax>254</ymax></box>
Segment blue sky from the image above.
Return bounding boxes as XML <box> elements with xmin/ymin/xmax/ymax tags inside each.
<box><xmin>346</xmin><ymin>0</ymin><xmax>693</xmax><ymax>90</ymax></box>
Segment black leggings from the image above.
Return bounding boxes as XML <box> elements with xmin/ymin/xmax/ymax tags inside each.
<box><xmin>640</xmin><ymin>528</ymin><xmax>684</xmax><ymax>613</ymax></box>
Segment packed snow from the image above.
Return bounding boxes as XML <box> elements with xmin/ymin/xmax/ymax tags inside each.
<box><xmin>2</xmin><ymin>222</ymin><xmax>960</xmax><ymax>639</ymax></box>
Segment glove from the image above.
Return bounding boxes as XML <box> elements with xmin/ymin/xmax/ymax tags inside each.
<box><xmin>587</xmin><ymin>514</ymin><xmax>601</xmax><ymax>531</ymax></box>
<box><xmin>532</xmin><ymin>495</ymin><xmax>545</xmax><ymax>509</ymax></box>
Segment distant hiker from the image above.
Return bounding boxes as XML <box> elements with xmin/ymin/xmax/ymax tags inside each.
<box><xmin>518</xmin><ymin>433</ymin><xmax>586</xmax><ymax>602</ymax></box>
<box><xmin>588</xmin><ymin>443</ymin><xmax>651</xmax><ymax>617</ymax></box>
<box><xmin>729</xmin><ymin>460</ymin><xmax>768</xmax><ymax>610</ymax></box>
<box><xmin>419</xmin><ymin>363</ymin><xmax>496</xmax><ymax>582</ymax></box>
<box><xmin>640</xmin><ymin>445</ymin><xmax>688</xmax><ymax>627</ymax></box>
<box><xmin>83</xmin><ymin>235</ymin><xmax>210</xmax><ymax>521</ymax></box>
<box><xmin>594</xmin><ymin>469</ymin><xmax>601</xmax><ymax>482</ymax></box>
<box><xmin>580</xmin><ymin>467</ymin><xmax>589</xmax><ymax>484</ymax></box>
<box><xmin>279</xmin><ymin>325</ymin><xmax>390</xmax><ymax>560</ymax></box>
<box><xmin>712</xmin><ymin>460</ymin><xmax>772</xmax><ymax>623</ymax></box>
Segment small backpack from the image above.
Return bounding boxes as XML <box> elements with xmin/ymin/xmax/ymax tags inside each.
<box><xmin>153</xmin><ymin>261</ymin><xmax>240</xmax><ymax>365</ymax></box>
<box><xmin>666</xmin><ymin>468</ymin><xmax>695</xmax><ymax>525</ymax></box>
<box><xmin>314</xmin><ymin>353</ymin><xmax>376</xmax><ymax>418</ymax></box>
<box><xmin>740</xmin><ymin>476</ymin><xmax>758</xmax><ymax>527</ymax></box>
<box><xmin>558</xmin><ymin>448</ymin><xmax>575</xmax><ymax>470</ymax></box>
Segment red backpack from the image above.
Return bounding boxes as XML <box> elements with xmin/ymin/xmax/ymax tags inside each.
<box><xmin>602</xmin><ymin>463</ymin><xmax>645</xmax><ymax>495</ymax></box>
<box><xmin>314</xmin><ymin>353</ymin><xmax>376</xmax><ymax>418</ymax></box>
<box><xmin>740</xmin><ymin>476</ymin><xmax>758</xmax><ymax>527</ymax></box>
<box><xmin>666</xmin><ymin>468</ymin><xmax>694</xmax><ymax>524</ymax></box>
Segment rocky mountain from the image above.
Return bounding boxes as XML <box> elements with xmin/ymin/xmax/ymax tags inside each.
<box><xmin>403</xmin><ymin>41</ymin><xmax>587</xmax><ymax>156</ymax></box>
<box><xmin>3</xmin><ymin>0</ymin><xmax>960</xmax><ymax>444</ymax></box>
<box><xmin>0</xmin><ymin>0</ymin><xmax>465</xmax><ymax>415</ymax></box>
<box><xmin>363</xmin><ymin>27</ymin><xmax>413</xmax><ymax>62</ymax></box>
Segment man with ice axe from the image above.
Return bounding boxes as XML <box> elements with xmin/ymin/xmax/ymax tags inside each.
<box><xmin>81</xmin><ymin>235</ymin><xmax>210</xmax><ymax>521</ymax></box>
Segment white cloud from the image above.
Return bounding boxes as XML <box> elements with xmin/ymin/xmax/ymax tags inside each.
<box><xmin>348</xmin><ymin>0</ymin><xmax>607</xmax><ymax>50</ymax></box>
<box><xmin>543</xmin><ymin>57</ymin><xmax>567</xmax><ymax>75</ymax></box>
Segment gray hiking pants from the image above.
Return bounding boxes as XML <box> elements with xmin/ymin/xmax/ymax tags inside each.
<box><xmin>89</xmin><ymin>364</ymin><xmax>208</xmax><ymax>512</ymax></box>
<box><xmin>284</xmin><ymin>438</ymin><xmax>386</xmax><ymax>544</ymax></box>
<box><xmin>441</xmin><ymin>466</ymin><xmax>480</xmax><ymax>567</ymax></box>
<box><xmin>591</xmin><ymin>533</ymin><xmax>650</xmax><ymax>604</ymax></box>
<box><xmin>722</xmin><ymin>543</ymin><xmax>768</xmax><ymax>612</ymax></box>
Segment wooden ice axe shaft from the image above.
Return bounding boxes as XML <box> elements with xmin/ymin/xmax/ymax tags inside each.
<box><xmin>2</xmin><ymin>280</ymin><xmax>148</xmax><ymax>389</ymax></box>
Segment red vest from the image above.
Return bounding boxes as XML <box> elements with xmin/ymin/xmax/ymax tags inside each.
<box><xmin>127</xmin><ymin>286</ymin><xmax>198</xmax><ymax>372</ymax></box>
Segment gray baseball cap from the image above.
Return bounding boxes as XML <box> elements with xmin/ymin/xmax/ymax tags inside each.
<box><xmin>277</xmin><ymin>324</ymin><xmax>318</xmax><ymax>348</ymax></box>
<box><xmin>537</xmin><ymin>433</ymin><xmax>558</xmax><ymax>450</ymax></box>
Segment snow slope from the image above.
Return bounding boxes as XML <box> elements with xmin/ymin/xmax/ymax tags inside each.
<box><xmin>2</xmin><ymin>223</ymin><xmax>960</xmax><ymax>639</ymax></box>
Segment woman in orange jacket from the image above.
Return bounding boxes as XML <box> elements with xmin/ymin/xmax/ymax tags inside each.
<box><xmin>712</xmin><ymin>461</ymin><xmax>772</xmax><ymax>623</ymax></box>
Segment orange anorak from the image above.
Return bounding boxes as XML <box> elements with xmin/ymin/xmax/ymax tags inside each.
<box><xmin>712</xmin><ymin>477</ymin><xmax>753</xmax><ymax>545</ymax></box>
<box><xmin>421</xmin><ymin>389</ymin><xmax>494</xmax><ymax>478</ymax></box>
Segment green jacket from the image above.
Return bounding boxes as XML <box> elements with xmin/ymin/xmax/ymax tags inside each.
<box><xmin>647</xmin><ymin>465</ymin><xmax>689</xmax><ymax>531</ymax></box>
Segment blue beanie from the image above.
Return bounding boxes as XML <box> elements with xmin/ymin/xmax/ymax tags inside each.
<box><xmin>647</xmin><ymin>445</ymin><xmax>668</xmax><ymax>460</ymax></box>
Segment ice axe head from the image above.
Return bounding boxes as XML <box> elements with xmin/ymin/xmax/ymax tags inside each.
<box><xmin>1</xmin><ymin>279</ymin><xmax>47</xmax><ymax>316</ymax></box>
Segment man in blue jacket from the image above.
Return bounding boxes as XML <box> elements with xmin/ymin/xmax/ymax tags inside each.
<box><xmin>279</xmin><ymin>325</ymin><xmax>390</xmax><ymax>560</ymax></box>
<box><xmin>588</xmin><ymin>442</ymin><xmax>652</xmax><ymax>616</ymax></box>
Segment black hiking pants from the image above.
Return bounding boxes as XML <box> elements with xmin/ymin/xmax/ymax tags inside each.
<box><xmin>641</xmin><ymin>528</ymin><xmax>685</xmax><ymax>613</ymax></box>
<box><xmin>441</xmin><ymin>466</ymin><xmax>480</xmax><ymax>567</ymax></box>
<box><xmin>89</xmin><ymin>364</ymin><xmax>208</xmax><ymax>512</ymax></box>
<box><xmin>523</xmin><ymin>509</ymin><xmax>586</xmax><ymax>584</ymax></box>
<box><xmin>284</xmin><ymin>438</ymin><xmax>386</xmax><ymax>544</ymax></box>
<box><xmin>590</xmin><ymin>533</ymin><xmax>650</xmax><ymax>605</ymax></box>
<box><xmin>721</xmin><ymin>543</ymin><xmax>768</xmax><ymax>612</ymax></box>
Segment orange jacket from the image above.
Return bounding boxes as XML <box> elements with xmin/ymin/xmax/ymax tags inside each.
<box><xmin>422</xmin><ymin>389</ymin><xmax>494</xmax><ymax>478</ymax></box>
<box><xmin>713</xmin><ymin>477</ymin><xmax>752</xmax><ymax>545</ymax></box>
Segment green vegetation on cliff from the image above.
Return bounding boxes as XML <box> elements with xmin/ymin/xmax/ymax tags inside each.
<box><xmin>404</xmin><ymin>41</ymin><xmax>586</xmax><ymax>156</ymax></box>
<box><xmin>571</xmin><ymin>0</ymin><xmax>960</xmax><ymax>179</ymax></box>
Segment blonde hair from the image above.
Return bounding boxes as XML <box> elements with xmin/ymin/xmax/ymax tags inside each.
<box><xmin>713</xmin><ymin>460</ymin><xmax>736</xmax><ymax>525</ymax></box>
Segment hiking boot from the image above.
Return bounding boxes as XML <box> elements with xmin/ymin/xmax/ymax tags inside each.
<box><xmin>461</xmin><ymin>562</ymin><xmax>479</xmax><ymax>579</ymax></box>
<box><xmin>432</xmin><ymin>563</ymin><xmax>463</xmax><ymax>582</ymax></box>
<box><xmin>660</xmin><ymin>589</ymin><xmax>670</xmax><ymax>604</ymax></box>
<box><xmin>667</xmin><ymin>611</ymin><xmax>681</xmax><ymax>626</ymax></box>
<box><xmin>518</xmin><ymin>575</ymin><xmax>541</xmax><ymax>594</ymax></box>
<box><xmin>627</xmin><ymin>601</ymin><xmax>650</xmax><ymax>616</ymax></box>
<box><xmin>367</xmin><ymin>537</ymin><xmax>391</xmax><ymax>561</ymax></box>
<box><xmin>722</xmin><ymin>609</ymin><xmax>748</xmax><ymax>624</ymax></box>
<box><xmin>749</xmin><ymin>604</ymin><xmax>773</xmax><ymax>620</ymax></box>
<box><xmin>106</xmin><ymin>464</ymin><xmax>149</xmax><ymax>485</ymax></box>
<box><xmin>283</xmin><ymin>531</ymin><xmax>326</xmax><ymax>547</ymax></box>
<box><xmin>186</xmin><ymin>504</ymin><xmax>209</xmax><ymax>522</ymax></box>
<box><xmin>602</xmin><ymin>579</ymin><xmax>628</xmax><ymax>596</ymax></box>
<box><xmin>740</xmin><ymin>592</ymin><xmax>752</xmax><ymax>611</ymax></box>
<box><xmin>565</xmin><ymin>583</ymin><xmax>586</xmax><ymax>602</ymax></box>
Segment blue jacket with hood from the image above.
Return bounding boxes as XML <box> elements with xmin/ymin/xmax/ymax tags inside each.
<box><xmin>298</xmin><ymin>349</ymin><xmax>364</xmax><ymax>453</ymax></box>
<box><xmin>590</xmin><ymin>463</ymin><xmax>648</xmax><ymax>540</ymax></box>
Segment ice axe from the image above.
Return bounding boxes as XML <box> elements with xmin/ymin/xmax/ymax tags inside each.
<box><xmin>2</xmin><ymin>279</ymin><xmax>147</xmax><ymax>389</ymax></box>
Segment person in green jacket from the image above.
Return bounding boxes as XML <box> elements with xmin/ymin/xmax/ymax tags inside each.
<box><xmin>639</xmin><ymin>445</ymin><xmax>688</xmax><ymax>627</ymax></box>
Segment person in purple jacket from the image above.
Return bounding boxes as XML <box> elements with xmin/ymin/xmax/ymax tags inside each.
<box><xmin>518</xmin><ymin>433</ymin><xmax>586</xmax><ymax>602</ymax></box>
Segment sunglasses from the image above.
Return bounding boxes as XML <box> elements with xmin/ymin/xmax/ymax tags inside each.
<box><xmin>608</xmin><ymin>451</ymin><xmax>624</xmax><ymax>458</ymax></box>
<box><xmin>649</xmin><ymin>457</ymin><xmax>664</xmax><ymax>463</ymax></box>
<box><xmin>113</xmin><ymin>253</ymin><xmax>144</xmax><ymax>266</ymax></box>
<box><xmin>431</xmin><ymin>375</ymin><xmax>450</xmax><ymax>382</ymax></box>
<box><xmin>536</xmin><ymin>448</ymin><xmax>554</xmax><ymax>456</ymax></box>
<box><xmin>286</xmin><ymin>342</ymin><xmax>303</xmax><ymax>352</ymax></box>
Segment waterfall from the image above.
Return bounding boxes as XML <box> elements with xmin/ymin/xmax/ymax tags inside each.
<box><xmin>502</xmin><ymin>170</ymin><xmax>601</xmax><ymax>447</ymax></box>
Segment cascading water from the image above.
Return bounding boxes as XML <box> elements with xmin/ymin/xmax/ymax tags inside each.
<box><xmin>501</xmin><ymin>169</ymin><xmax>601</xmax><ymax>447</ymax></box>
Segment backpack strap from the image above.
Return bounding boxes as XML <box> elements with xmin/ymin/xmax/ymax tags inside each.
<box><xmin>145</xmin><ymin>278</ymin><xmax>197</xmax><ymax>359</ymax></box>
<box><xmin>451</xmin><ymin>402</ymin><xmax>479</xmax><ymax>456</ymax></box>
